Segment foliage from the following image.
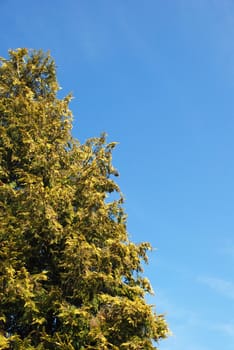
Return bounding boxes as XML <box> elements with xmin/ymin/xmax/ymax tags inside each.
<box><xmin>0</xmin><ymin>48</ymin><xmax>169</xmax><ymax>349</ymax></box>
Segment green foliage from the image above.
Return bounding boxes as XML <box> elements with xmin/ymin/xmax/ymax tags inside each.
<box><xmin>0</xmin><ymin>48</ymin><xmax>169</xmax><ymax>349</ymax></box>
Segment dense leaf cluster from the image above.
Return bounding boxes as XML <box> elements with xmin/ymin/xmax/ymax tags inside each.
<box><xmin>0</xmin><ymin>49</ymin><xmax>169</xmax><ymax>349</ymax></box>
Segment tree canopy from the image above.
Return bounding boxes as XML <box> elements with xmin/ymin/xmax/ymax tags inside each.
<box><xmin>0</xmin><ymin>48</ymin><xmax>169</xmax><ymax>349</ymax></box>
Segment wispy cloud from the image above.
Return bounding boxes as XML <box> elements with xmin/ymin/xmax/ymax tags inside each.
<box><xmin>198</xmin><ymin>276</ymin><xmax>234</xmax><ymax>299</ymax></box>
<box><xmin>154</xmin><ymin>287</ymin><xmax>234</xmax><ymax>350</ymax></box>
<box><xmin>213</xmin><ymin>322</ymin><xmax>234</xmax><ymax>337</ymax></box>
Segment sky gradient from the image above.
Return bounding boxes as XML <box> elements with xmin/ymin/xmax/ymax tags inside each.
<box><xmin>1</xmin><ymin>1</ymin><xmax>234</xmax><ymax>349</ymax></box>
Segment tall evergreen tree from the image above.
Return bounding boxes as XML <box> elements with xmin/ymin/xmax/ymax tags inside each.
<box><xmin>0</xmin><ymin>49</ymin><xmax>169</xmax><ymax>349</ymax></box>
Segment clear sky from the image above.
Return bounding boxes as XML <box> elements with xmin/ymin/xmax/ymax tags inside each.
<box><xmin>1</xmin><ymin>1</ymin><xmax>234</xmax><ymax>349</ymax></box>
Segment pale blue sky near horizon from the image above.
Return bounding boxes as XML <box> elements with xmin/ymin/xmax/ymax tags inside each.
<box><xmin>1</xmin><ymin>1</ymin><xmax>234</xmax><ymax>349</ymax></box>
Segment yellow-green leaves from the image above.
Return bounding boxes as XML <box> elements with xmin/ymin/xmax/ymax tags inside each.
<box><xmin>0</xmin><ymin>334</ymin><xmax>9</xmax><ymax>350</ymax></box>
<box><xmin>0</xmin><ymin>49</ymin><xmax>169</xmax><ymax>349</ymax></box>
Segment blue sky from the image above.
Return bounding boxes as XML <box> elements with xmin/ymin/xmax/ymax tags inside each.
<box><xmin>1</xmin><ymin>1</ymin><xmax>234</xmax><ymax>349</ymax></box>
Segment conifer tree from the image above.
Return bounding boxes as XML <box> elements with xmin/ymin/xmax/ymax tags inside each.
<box><xmin>0</xmin><ymin>48</ymin><xmax>169</xmax><ymax>349</ymax></box>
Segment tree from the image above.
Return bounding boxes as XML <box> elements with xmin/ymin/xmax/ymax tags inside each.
<box><xmin>0</xmin><ymin>48</ymin><xmax>169</xmax><ymax>349</ymax></box>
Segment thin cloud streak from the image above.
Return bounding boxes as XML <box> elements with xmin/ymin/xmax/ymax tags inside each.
<box><xmin>213</xmin><ymin>322</ymin><xmax>234</xmax><ymax>337</ymax></box>
<box><xmin>198</xmin><ymin>276</ymin><xmax>234</xmax><ymax>299</ymax></box>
